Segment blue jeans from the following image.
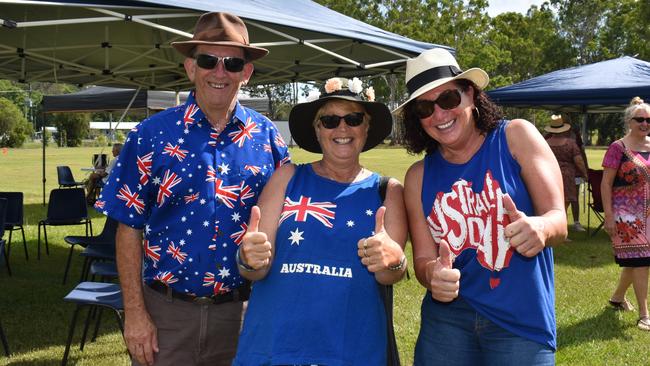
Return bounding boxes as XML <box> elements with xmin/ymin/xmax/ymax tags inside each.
<box><xmin>414</xmin><ymin>295</ymin><xmax>555</xmax><ymax>366</ymax></box>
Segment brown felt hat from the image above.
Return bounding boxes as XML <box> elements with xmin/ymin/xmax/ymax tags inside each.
<box><xmin>171</xmin><ymin>12</ymin><xmax>268</xmax><ymax>61</ymax></box>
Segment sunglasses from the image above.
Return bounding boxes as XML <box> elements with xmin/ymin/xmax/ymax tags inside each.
<box><xmin>195</xmin><ymin>54</ymin><xmax>246</xmax><ymax>72</ymax></box>
<box><xmin>631</xmin><ymin>117</ymin><xmax>650</xmax><ymax>123</ymax></box>
<box><xmin>319</xmin><ymin>112</ymin><xmax>365</xmax><ymax>129</ymax></box>
<box><xmin>414</xmin><ymin>89</ymin><xmax>462</xmax><ymax>119</ymax></box>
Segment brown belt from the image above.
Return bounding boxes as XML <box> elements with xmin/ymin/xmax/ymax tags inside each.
<box><xmin>147</xmin><ymin>281</ymin><xmax>250</xmax><ymax>305</ymax></box>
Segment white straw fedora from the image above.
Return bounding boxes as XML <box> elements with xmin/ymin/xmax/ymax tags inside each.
<box><xmin>393</xmin><ymin>48</ymin><xmax>489</xmax><ymax>114</ymax></box>
<box><xmin>544</xmin><ymin>115</ymin><xmax>571</xmax><ymax>133</ymax></box>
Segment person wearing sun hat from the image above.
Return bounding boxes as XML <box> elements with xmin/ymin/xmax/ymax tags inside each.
<box><xmin>233</xmin><ymin>76</ymin><xmax>408</xmax><ymax>365</ymax></box>
<box><xmin>97</xmin><ymin>11</ymin><xmax>290</xmax><ymax>366</ymax></box>
<box><xmin>544</xmin><ymin>114</ymin><xmax>589</xmax><ymax>233</ymax></box>
<box><xmin>396</xmin><ymin>48</ymin><xmax>567</xmax><ymax>364</ymax></box>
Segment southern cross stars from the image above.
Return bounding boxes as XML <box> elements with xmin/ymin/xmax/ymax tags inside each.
<box><xmin>288</xmin><ymin>228</ymin><xmax>304</xmax><ymax>245</ymax></box>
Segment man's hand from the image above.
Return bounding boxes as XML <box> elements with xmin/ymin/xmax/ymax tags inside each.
<box><xmin>124</xmin><ymin>309</ymin><xmax>158</xmax><ymax>366</ymax></box>
<box><xmin>425</xmin><ymin>240</ymin><xmax>460</xmax><ymax>302</ymax></box>
<box><xmin>240</xmin><ymin>205</ymin><xmax>272</xmax><ymax>270</ymax></box>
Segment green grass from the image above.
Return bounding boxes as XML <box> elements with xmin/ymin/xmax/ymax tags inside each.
<box><xmin>1</xmin><ymin>144</ymin><xmax>649</xmax><ymax>365</ymax></box>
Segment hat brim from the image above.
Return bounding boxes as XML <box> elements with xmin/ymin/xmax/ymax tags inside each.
<box><xmin>171</xmin><ymin>41</ymin><xmax>269</xmax><ymax>61</ymax></box>
<box><xmin>392</xmin><ymin>68</ymin><xmax>489</xmax><ymax>115</ymax></box>
<box><xmin>289</xmin><ymin>95</ymin><xmax>392</xmax><ymax>154</ymax></box>
<box><xmin>544</xmin><ymin>124</ymin><xmax>571</xmax><ymax>133</ymax></box>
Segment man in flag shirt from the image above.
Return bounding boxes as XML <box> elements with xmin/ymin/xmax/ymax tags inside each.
<box><xmin>96</xmin><ymin>12</ymin><xmax>289</xmax><ymax>366</ymax></box>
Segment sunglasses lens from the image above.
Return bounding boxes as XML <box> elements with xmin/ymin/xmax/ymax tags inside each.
<box><xmin>223</xmin><ymin>57</ymin><xmax>245</xmax><ymax>72</ymax></box>
<box><xmin>415</xmin><ymin>101</ymin><xmax>436</xmax><ymax>119</ymax></box>
<box><xmin>437</xmin><ymin>89</ymin><xmax>462</xmax><ymax>110</ymax></box>
<box><xmin>633</xmin><ymin>117</ymin><xmax>650</xmax><ymax>123</ymax></box>
<box><xmin>195</xmin><ymin>54</ymin><xmax>245</xmax><ymax>72</ymax></box>
<box><xmin>196</xmin><ymin>54</ymin><xmax>218</xmax><ymax>69</ymax></box>
<box><xmin>319</xmin><ymin>115</ymin><xmax>341</xmax><ymax>129</ymax></box>
<box><xmin>343</xmin><ymin>113</ymin><xmax>365</xmax><ymax>126</ymax></box>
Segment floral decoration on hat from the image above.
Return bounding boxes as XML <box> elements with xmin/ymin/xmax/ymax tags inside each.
<box><xmin>310</xmin><ymin>77</ymin><xmax>375</xmax><ymax>102</ymax></box>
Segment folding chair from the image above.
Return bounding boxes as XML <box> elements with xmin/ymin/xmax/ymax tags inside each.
<box><xmin>0</xmin><ymin>192</ymin><xmax>28</xmax><ymax>261</ymax></box>
<box><xmin>63</xmin><ymin>217</ymin><xmax>117</xmax><ymax>284</ymax></box>
<box><xmin>587</xmin><ymin>169</ymin><xmax>606</xmax><ymax>237</ymax></box>
<box><xmin>38</xmin><ymin>188</ymin><xmax>93</xmax><ymax>260</ymax></box>
<box><xmin>61</xmin><ymin>282</ymin><xmax>124</xmax><ymax>366</ymax></box>
<box><xmin>57</xmin><ymin>166</ymin><xmax>84</xmax><ymax>189</ymax></box>
<box><xmin>0</xmin><ymin>198</ymin><xmax>11</xmax><ymax>276</ymax></box>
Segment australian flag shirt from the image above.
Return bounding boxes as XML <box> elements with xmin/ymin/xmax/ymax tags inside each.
<box><xmin>96</xmin><ymin>91</ymin><xmax>290</xmax><ymax>297</ymax></box>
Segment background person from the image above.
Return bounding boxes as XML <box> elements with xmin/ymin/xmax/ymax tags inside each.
<box><xmin>96</xmin><ymin>12</ymin><xmax>290</xmax><ymax>366</ymax></box>
<box><xmin>85</xmin><ymin>143</ymin><xmax>123</xmax><ymax>204</ymax></box>
<box><xmin>544</xmin><ymin>115</ymin><xmax>588</xmax><ymax>233</ymax></box>
<box><xmin>396</xmin><ymin>48</ymin><xmax>566</xmax><ymax>365</ymax></box>
<box><xmin>233</xmin><ymin>77</ymin><xmax>408</xmax><ymax>365</ymax></box>
<box><xmin>601</xmin><ymin>96</ymin><xmax>650</xmax><ymax>330</ymax></box>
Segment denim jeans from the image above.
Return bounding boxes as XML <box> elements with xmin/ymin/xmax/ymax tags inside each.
<box><xmin>414</xmin><ymin>295</ymin><xmax>555</xmax><ymax>366</ymax></box>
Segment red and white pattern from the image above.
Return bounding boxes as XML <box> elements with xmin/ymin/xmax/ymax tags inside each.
<box><xmin>143</xmin><ymin>239</ymin><xmax>161</xmax><ymax>264</ymax></box>
<box><xmin>239</xmin><ymin>182</ymin><xmax>254</xmax><ymax>206</ymax></box>
<box><xmin>274</xmin><ymin>134</ymin><xmax>287</xmax><ymax>148</ymax></box>
<box><xmin>154</xmin><ymin>271</ymin><xmax>178</xmax><ymax>285</ymax></box>
<box><xmin>276</xmin><ymin>156</ymin><xmax>291</xmax><ymax>169</ymax></box>
<box><xmin>137</xmin><ymin>152</ymin><xmax>153</xmax><ymax>185</ymax></box>
<box><xmin>228</xmin><ymin>117</ymin><xmax>260</xmax><ymax>147</ymax></box>
<box><xmin>279</xmin><ymin>195</ymin><xmax>336</xmax><ymax>228</ymax></box>
<box><xmin>230</xmin><ymin>223</ymin><xmax>248</xmax><ymax>245</ymax></box>
<box><xmin>183</xmin><ymin>103</ymin><xmax>200</xmax><ymax>129</ymax></box>
<box><xmin>116</xmin><ymin>184</ymin><xmax>145</xmax><ymax>214</ymax></box>
<box><xmin>203</xmin><ymin>272</ymin><xmax>215</xmax><ymax>286</ymax></box>
<box><xmin>184</xmin><ymin>192</ymin><xmax>199</xmax><ymax>204</ymax></box>
<box><xmin>166</xmin><ymin>241</ymin><xmax>188</xmax><ymax>264</ymax></box>
<box><xmin>157</xmin><ymin>170</ymin><xmax>182</xmax><ymax>207</ymax></box>
<box><xmin>162</xmin><ymin>143</ymin><xmax>188</xmax><ymax>162</ymax></box>
<box><xmin>214</xmin><ymin>178</ymin><xmax>240</xmax><ymax>209</ymax></box>
<box><xmin>213</xmin><ymin>281</ymin><xmax>230</xmax><ymax>295</ymax></box>
<box><xmin>244</xmin><ymin>165</ymin><xmax>261</xmax><ymax>175</ymax></box>
<box><xmin>94</xmin><ymin>200</ymin><xmax>105</xmax><ymax>209</ymax></box>
<box><xmin>208</xmin><ymin>128</ymin><xmax>220</xmax><ymax>146</ymax></box>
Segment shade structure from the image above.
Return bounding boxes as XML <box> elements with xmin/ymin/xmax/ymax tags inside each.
<box><xmin>0</xmin><ymin>0</ymin><xmax>450</xmax><ymax>89</ymax></box>
<box><xmin>487</xmin><ymin>56</ymin><xmax>650</xmax><ymax>113</ymax></box>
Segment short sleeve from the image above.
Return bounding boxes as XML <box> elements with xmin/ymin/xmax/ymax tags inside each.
<box><xmin>268</xmin><ymin>120</ymin><xmax>291</xmax><ymax>167</ymax></box>
<box><xmin>602</xmin><ymin>141</ymin><xmax>623</xmax><ymax>169</ymax></box>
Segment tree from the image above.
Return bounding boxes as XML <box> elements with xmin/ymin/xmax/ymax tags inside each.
<box><xmin>51</xmin><ymin>112</ymin><xmax>90</xmax><ymax>147</ymax></box>
<box><xmin>0</xmin><ymin>97</ymin><xmax>33</xmax><ymax>147</ymax></box>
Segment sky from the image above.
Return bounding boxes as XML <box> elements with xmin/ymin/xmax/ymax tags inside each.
<box><xmin>486</xmin><ymin>0</ymin><xmax>547</xmax><ymax>17</ymax></box>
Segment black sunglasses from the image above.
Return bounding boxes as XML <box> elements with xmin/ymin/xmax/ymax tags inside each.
<box><xmin>195</xmin><ymin>54</ymin><xmax>246</xmax><ymax>72</ymax></box>
<box><xmin>319</xmin><ymin>113</ymin><xmax>365</xmax><ymax>129</ymax></box>
<box><xmin>631</xmin><ymin>117</ymin><xmax>650</xmax><ymax>123</ymax></box>
<box><xmin>414</xmin><ymin>89</ymin><xmax>463</xmax><ymax>119</ymax></box>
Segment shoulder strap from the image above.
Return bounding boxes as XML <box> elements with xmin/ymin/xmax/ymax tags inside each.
<box><xmin>379</xmin><ymin>175</ymin><xmax>390</xmax><ymax>202</ymax></box>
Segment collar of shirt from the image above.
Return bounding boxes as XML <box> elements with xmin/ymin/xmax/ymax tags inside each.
<box><xmin>184</xmin><ymin>90</ymin><xmax>248</xmax><ymax>131</ymax></box>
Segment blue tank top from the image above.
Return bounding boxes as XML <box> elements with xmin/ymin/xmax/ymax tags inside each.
<box><xmin>234</xmin><ymin>164</ymin><xmax>387</xmax><ymax>365</ymax></box>
<box><xmin>421</xmin><ymin>121</ymin><xmax>556</xmax><ymax>349</ymax></box>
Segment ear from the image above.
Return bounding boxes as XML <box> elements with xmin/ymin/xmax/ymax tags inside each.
<box><xmin>241</xmin><ymin>62</ymin><xmax>254</xmax><ymax>86</ymax></box>
<box><xmin>184</xmin><ymin>58</ymin><xmax>196</xmax><ymax>83</ymax></box>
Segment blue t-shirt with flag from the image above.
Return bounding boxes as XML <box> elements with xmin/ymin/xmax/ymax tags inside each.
<box><xmin>96</xmin><ymin>91</ymin><xmax>290</xmax><ymax>297</ymax></box>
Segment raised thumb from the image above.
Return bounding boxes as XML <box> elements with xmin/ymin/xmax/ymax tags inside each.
<box><xmin>248</xmin><ymin>205</ymin><xmax>261</xmax><ymax>233</ymax></box>
<box><xmin>503</xmin><ymin>194</ymin><xmax>523</xmax><ymax>222</ymax></box>
<box><xmin>438</xmin><ymin>239</ymin><xmax>453</xmax><ymax>269</ymax></box>
<box><xmin>374</xmin><ymin>206</ymin><xmax>386</xmax><ymax>234</ymax></box>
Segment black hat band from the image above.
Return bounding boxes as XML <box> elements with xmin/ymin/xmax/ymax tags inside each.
<box><xmin>406</xmin><ymin>65</ymin><xmax>462</xmax><ymax>95</ymax></box>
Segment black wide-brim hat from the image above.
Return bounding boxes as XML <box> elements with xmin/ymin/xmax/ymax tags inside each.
<box><xmin>289</xmin><ymin>90</ymin><xmax>393</xmax><ymax>154</ymax></box>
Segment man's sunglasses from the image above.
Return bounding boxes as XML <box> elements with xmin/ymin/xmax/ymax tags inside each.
<box><xmin>319</xmin><ymin>112</ymin><xmax>365</xmax><ymax>129</ymax></box>
<box><xmin>631</xmin><ymin>117</ymin><xmax>650</xmax><ymax>123</ymax></box>
<box><xmin>414</xmin><ymin>89</ymin><xmax>463</xmax><ymax>119</ymax></box>
<box><xmin>195</xmin><ymin>54</ymin><xmax>246</xmax><ymax>72</ymax></box>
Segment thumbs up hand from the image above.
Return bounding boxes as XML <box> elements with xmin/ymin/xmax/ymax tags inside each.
<box><xmin>357</xmin><ymin>206</ymin><xmax>404</xmax><ymax>273</ymax></box>
<box><xmin>240</xmin><ymin>205</ymin><xmax>272</xmax><ymax>270</ymax></box>
<box><xmin>425</xmin><ymin>239</ymin><xmax>460</xmax><ymax>302</ymax></box>
<box><xmin>503</xmin><ymin>194</ymin><xmax>547</xmax><ymax>257</ymax></box>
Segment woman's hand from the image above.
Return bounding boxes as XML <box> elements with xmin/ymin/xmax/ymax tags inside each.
<box><xmin>604</xmin><ymin>215</ymin><xmax>616</xmax><ymax>238</ymax></box>
<box><xmin>240</xmin><ymin>206</ymin><xmax>272</xmax><ymax>270</ymax></box>
<box><xmin>503</xmin><ymin>194</ymin><xmax>547</xmax><ymax>257</ymax></box>
<box><xmin>357</xmin><ymin>207</ymin><xmax>404</xmax><ymax>272</ymax></box>
<box><xmin>425</xmin><ymin>240</ymin><xmax>460</xmax><ymax>302</ymax></box>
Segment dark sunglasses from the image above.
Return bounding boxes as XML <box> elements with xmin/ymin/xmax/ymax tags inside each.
<box><xmin>414</xmin><ymin>89</ymin><xmax>462</xmax><ymax>119</ymax></box>
<box><xmin>631</xmin><ymin>117</ymin><xmax>650</xmax><ymax>123</ymax></box>
<box><xmin>319</xmin><ymin>112</ymin><xmax>365</xmax><ymax>129</ymax></box>
<box><xmin>195</xmin><ymin>54</ymin><xmax>246</xmax><ymax>72</ymax></box>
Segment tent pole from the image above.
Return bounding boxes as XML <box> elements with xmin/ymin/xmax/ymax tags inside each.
<box><xmin>42</xmin><ymin>119</ymin><xmax>46</xmax><ymax>206</ymax></box>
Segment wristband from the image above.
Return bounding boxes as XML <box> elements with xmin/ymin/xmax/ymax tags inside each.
<box><xmin>236</xmin><ymin>247</ymin><xmax>257</xmax><ymax>272</ymax></box>
<box><xmin>387</xmin><ymin>254</ymin><xmax>407</xmax><ymax>271</ymax></box>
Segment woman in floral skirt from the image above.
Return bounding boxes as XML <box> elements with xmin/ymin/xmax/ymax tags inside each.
<box><xmin>601</xmin><ymin>96</ymin><xmax>650</xmax><ymax>330</ymax></box>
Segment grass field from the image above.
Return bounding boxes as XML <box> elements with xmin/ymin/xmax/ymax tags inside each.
<box><xmin>1</xmin><ymin>144</ymin><xmax>650</xmax><ymax>365</ymax></box>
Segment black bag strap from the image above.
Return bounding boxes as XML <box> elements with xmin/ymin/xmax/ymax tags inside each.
<box><xmin>377</xmin><ymin>175</ymin><xmax>400</xmax><ymax>366</ymax></box>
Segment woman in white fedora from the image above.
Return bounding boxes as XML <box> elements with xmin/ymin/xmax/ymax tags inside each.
<box><xmin>395</xmin><ymin>48</ymin><xmax>567</xmax><ymax>365</ymax></box>
<box><xmin>544</xmin><ymin>115</ymin><xmax>588</xmax><ymax>233</ymax></box>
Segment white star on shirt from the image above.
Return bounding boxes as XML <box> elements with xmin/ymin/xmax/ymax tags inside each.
<box><xmin>181</xmin><ymin>216</ymin><xmax>187</xmax><ymax>222</ymax></box>
<box><xmin>289</xmin><ymin>228</ymin><xmax>304</xmax><ymax>246</ymax></box>
<box><xmin>218</xmin><ymin>267</ymin><xmax>231</xmax><ymax>278</ymax></box>
<box><xmin>186</xmin><ymin>229</ymin><xmax>192</xmax><ymax>235</ymax></box>
<box><xmin>152</xmin><ymin>176</ymin><xmax>161</xmax><ymax>185</ymax></box>
<box><xmin>179</xmin><ymin>239</ymin><xmax>186</xmax><ymax>245</ymax></box>
<box><xmin>218</xmin><ymin>162</ymin><xmax>230</xmax><ymax>175</ymax></box>
<box><xmin>347</xmin><ymin>220</ymin><xmax>355</xmax><ymax>227</ymax></box>
<box><xmin>178</xmin><ymin>138</ymin><xmax>184</xmax><ymax>144</ymax></box>
<box><xmin>231</xmin><ymin>212</ymin><xmax>241</xmax><ymax>222</ymax></box>
<box><xmin>200</xmin><ymin>199</ymin><xmax>206</xmax><ymax>205</ymax></box>
<box><xmin>366</xmin><ymin>209</ymin><xmax>373</xmax><ymax>216</ymax></box>
<box><xmin>145</xmin><ymin>225</ymin><xmax>151</xmax><ymax>234</ymax></box>
<box><xmin>203</xmin><ymin>221</ymin><xmax>209</xmax><ymax>227</ymax></box>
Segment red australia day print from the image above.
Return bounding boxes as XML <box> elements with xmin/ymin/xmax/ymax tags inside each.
<box><xmin>427</xmin><ymin>170</ymin><xmax>513</xmax><ymax>288</ymax></box>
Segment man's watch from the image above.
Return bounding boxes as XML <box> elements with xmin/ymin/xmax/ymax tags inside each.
<box><xmin>387</xmin><ymin>254</ymin><xmax>407</xmax><ymax>271</ymax></box>
<box><xmin>236</xmin><ymin>247</ymin><xmax>257</xmax><ymax>272</ymax></box>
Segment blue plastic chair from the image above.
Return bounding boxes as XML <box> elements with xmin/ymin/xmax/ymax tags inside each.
<box><xmin>38</xmin><ymin>188</ymin><xmax>92</xmax><ymax>260</ymax></box>
<box><xmin>61</xmin><ymin>282</ymin><xmax>124</xmax><ymax>366</ymax></box>
<box><xmin>63</xmin><ymin>217</ymin><xmax>117</xmax><ymax>284</ymax></box>
<box><xmin>0</xmin><ymin>192</ymin><xmax>28</xmax><ymax>262</ymax></box>
<box><xmin>57</xmin><ymin>166</ymin><xmax>84</xmax><ymax>189</ymax></box>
